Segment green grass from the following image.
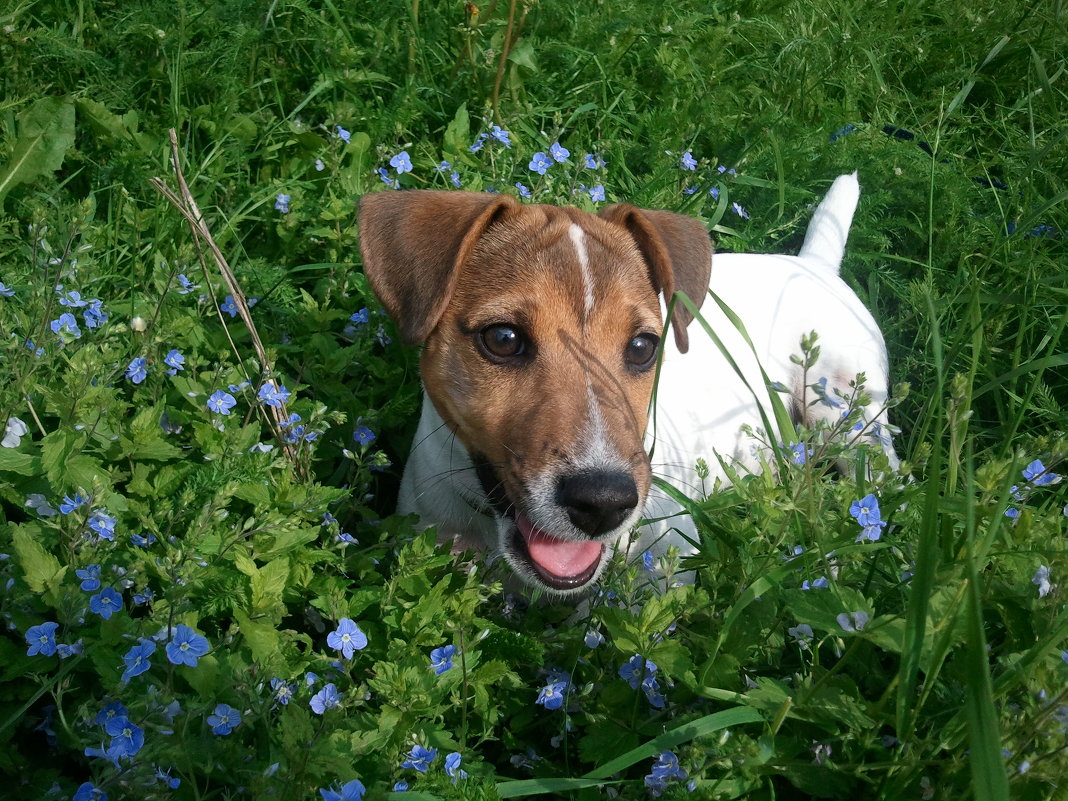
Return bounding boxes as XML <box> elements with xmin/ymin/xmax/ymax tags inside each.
<box><xmin>0</xmin><ymin>1</ymin><xmax>1065</xmax><ymax>799</ymax></box>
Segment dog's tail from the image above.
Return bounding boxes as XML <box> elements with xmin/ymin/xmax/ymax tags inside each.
<box><xmin>797</xmin><ymin>172</ymin><xmax>860</xmax><ymax>273</ymax></box>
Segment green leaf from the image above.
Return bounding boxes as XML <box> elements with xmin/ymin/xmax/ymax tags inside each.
<box><xmin>0</xmin><ymin>96</ymin><xmax>76</xmax><ymax>206</ymax></box>
<box><xmin>12</xmin><ymin>526</ymin><xmax>65</xmax><ymax>593</ymax></box>
<box><xmin>234</xmin><ymin>608</ymin><xmax>282</xmax><ymax>666</ymax></box>
<box><xmin>0</xmin><ymin>448</ymin><xmax>40</xmax><ymax>476</ymax></box>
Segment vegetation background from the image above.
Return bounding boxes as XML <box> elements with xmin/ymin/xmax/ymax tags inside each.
<box><xmin>0</xmin><ymin>1</ymin><xmax>1065</xmax><ymax>799</ymax></box>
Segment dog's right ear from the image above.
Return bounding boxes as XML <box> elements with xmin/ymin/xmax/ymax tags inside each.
<box><xmin>359</xmin><ymin>190</ymin><xmax>522</xmax><ymax>345</ymax></box>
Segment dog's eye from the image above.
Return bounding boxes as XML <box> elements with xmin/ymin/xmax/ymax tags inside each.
<box><xmin>625</xmin><ymin>333</ymin><xmax>660</xmax><ymax>370</ymax></box>
<box><xmin>479</xmin><ymin>324</ymin><xmax>526</xmax><ymax>361</ymax></box>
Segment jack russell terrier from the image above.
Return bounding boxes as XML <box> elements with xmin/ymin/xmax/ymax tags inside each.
<box><xmin>358</xmin><ymin>173</ymin><xmax>898</xmax><ymax>596</ymax></box>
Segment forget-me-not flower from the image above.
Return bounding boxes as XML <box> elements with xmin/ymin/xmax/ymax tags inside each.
<box><xmin>428</xmin><ymin>644</ymin><xmax>456</xmax><ymax>675</ymax></box>
<box><xmin>535</xmin><ymin>680</ymin><xmax>568</xmax><ymax>710</ymax></box>
<box><xmin>401</xmin><ymin>744</ymin><xmax>438</xmax><ymax>772</ymax></box>
<box><xmin>645</xmin><ymin>751</ymin><xmax>688</xmax><ymax>797</ymax></box>
<box><xmin>849</xmin><ymin>494</ymin><xmax>884</xmax><ymax>527</ymax></box>
<box><xmin>219</xmin><ymin>294</ymin><xmax>239</xmax><ymax>317</ymax></box>
<box><xmin>1023</xmin><ymin>459</ymin><xmax>1060</xmax><ymax>486</ymax></box>
<box><xmin>310</xmin><ymin>683</ymin><xmax>342</xmax><ymax>714</ymax></box>
<box><xmin>390</xmin><ymin>150</ymin><xmax>413</xmax><ymax>174</ymax></box>
<box><xmin>837</xmin><ymin>611</ymin><xmax>870</xmax><ymax>632</ymax></box>
<box><xmin>51</xmin><ymin>312</ymin><xmax>81</xmax><ymax>340</ymax></box>
<box><xmin>0</xmin><ymin>281</ymin><xmax>14</xmax><ymax>296</ymax></box>
<box><xmin>257</xmin><ymin>381</ymin><xmax>291</xmax><ymax>408</ymax></box>
<box><xmin>177</xmin><ymin>274</ymin><xmax>199</xmax><ymax>294</ymax></box>
<box><xmin>490</xmin><ymin>125</ymin><xmax>512</xmax><ymax>147</ymax></box>
<box><xmin>89</xmin><ymin>587</ymin><xmax>123</xmax><ymax>620</ymax></box>
<box><xmin>679</xmin><ymin>151</ymin><xmax>697</xmax><ymax>170</ymax></box>
<box><xmin>444</xmin><ymin>752</ymin><xmax>468</xmax><ymax>782</ymax></box>
<box><xmin>76</xmin><ymin>564</ymin><xmax>102</xmax><ymax>591</ymax></box>
<box><xmin>125</xmin><ymin>357</ymin><xmax>148</xmax><ymax>384</ymax></box>
<box><xmin>206</xmin><ymin>703</ymin><xmax>242</xmax><ymax>735</ymax></box>
<box><xmin>207</xmin><ymin>390</ymin><xmax>237</xmax><ymax>415</ymax></box>
<box><xmin>164</xmin><ymin>349</ymin><xmax>185</xmax><ymax>375</ymax></box>
<box><xmin>274</xmin><ymin>193</ymin><xmax>290</xmax><ymax>214</ymax></box>
<box><xmin>619</xmin><ymin>654</ymin><xmax>658</xmax><ymax>689</ymax></box>
<box><xmin>121</xmin><ymin>639</ymin><xmax>156</xmax><ymax>683</ymax></box>
<box><xmin>336</xmin><ymin>126</ymin><xmax>351</xmax><ymax>143</ymax></box>
<box><xmin>87</xmin><ymin>509</ymin><xmax>117</xmax><ymax>541</ymax></box>
<box><xmin>73</xmin><ymin>782</ymin><xmax>107</xmax><ymax>801</ymax></box>
<box><xmin>327</xmin><ymin>618</ymin><xmax>368</xmax><ymax>659</ymax></box>
<box><xmin>1034</xmin><ymin>565</ymin><xmax>1052</xmax><ymax>598</ymax></box>
<box><xmin>549</xmin><ymin>142</ymin><xmax>570</xmax><ymax>162</ymax></box>
<box><xmin>270</xmin><ymin>677</ymin><xmax>294</xmax><ymax>705</ymax></box>
<box><xmin>26</xmin><ymin>621</ymin><xmax>59</xmax><ymax>657</ymax></box>
<box><xmin>731</xmin><ymin>201</ymin><xmax>750</xmax><ymax>219</ymax></box>
<box><xmin>105</xmin><ymin>715</ymin><xmax>145</xmax><ymax>757</ymax></box>
<box><xmin>353</xmin><ymin>425</ymin><xmax>376</xmax><ymax>445</ymax></box>
<box><xmin>588</xmin><ymin>185</ymin><xmax>605</xmax><ymax>202</ymax></box>
<box><xmin>319</xmin><ymin>779</ymin><xmax>366</xmax><ymax>801</ymax></box>
<box><xmin>528</xmin><ymin>152</ymin><xmax>552</xmax><ymax>175</ymax></box>
<box><xmin>165</xmin><ymin>624</ymin><xmax>210</xmax><ymax>666</ymax></box>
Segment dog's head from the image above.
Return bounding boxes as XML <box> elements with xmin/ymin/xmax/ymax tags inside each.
<box><xmin>359</xmin><ymin>190</ymin><xmax>711</xmax><ymax>595</ymax></box>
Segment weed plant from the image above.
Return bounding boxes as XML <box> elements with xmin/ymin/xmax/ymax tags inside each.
<box><xmin>0</xmin><ymin>1</ymin><xmax>1066</xmax><ymax>799</ymax></box>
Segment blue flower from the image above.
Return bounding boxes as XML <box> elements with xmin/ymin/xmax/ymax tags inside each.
<box><xmin>830</xmin><ymin>123</ymin><xmax>857</xmax><ymax>142</ymax></box>
<box><xmin>93</xmin><ymin>701</ymin><xmax>128</xmax><ymax>727</ymax></box>
<box><xmin>60</xmin><ymin>492</ymin><xmax>88</xmax><ymax>514</ymax></box>
<box><xmin>469</xmin><ymin>133</ymin><xmax>489</xmax><ymax>153</ymax></box>
<box><xmin>535</xmin><ymin>680</ymin><xmax>568</xmax><ymax>710</ymax></box>
<box><xmin>435</xmin><ymin>160</ymin><xmax>451</xmax><ymax>172</ymax></box>
<box><xmin>849</xmin><ymin>494</ymin><xmax>883</xmax><ymax>527</ymax></box>
<box><xmin>87</xmin><ymin>509</ymin><xmax>117</xmax><ymax>541</ymax></box>
<box><xmin>206</xmin><ymin>703</ymin><xmax>242</xmax><ymax>735</ymax></box>
<box><xmin>133</xmin><ymin>587</ymin><xmax>154</xmax><ymax>605</ymax></box>
<box><xmin>401</xmin><ymin>744</ymin><xmax>438</xmax><ymax>772</ymax></box>
<box><xmin>350</xmin><ymin>307</ymin><xmax>369</xmax><ymax>325</ymax></box>
<box><xmin>1023</xmin><ymin>459</ymin><xmax>1060</xmax><ymax>486</ymax></box>
<box><xmin>618</xmin><ymin>654</ymin><xmax>657</xmax><ymax>690</ymax></box>
<box><xmin>76</xmin><ymin>563</ymin><xmax>102</xmax><ymax>591</ymax></box>
<box><xmin>428</xmin><ymin>644</ymin><xmax>456</xmax><ymax>675</ymax></box>
<box><xmin>549</xmin><ymin>142</ymin><xmax>570</xmax><ymax>162</ymax></box>
<box><xmin>450</xmin><ymin>171</ymin><xmax>462</xmax><ymax>188</ymax></box>
<box><xmin>801</xmin><ymin>575</ymin><xmax>829</xmax><ymax>590</ymax></box>
<box><xmin>270</xmin><ymin>677</ymin><xmax>294</xmax><ymax>705</ymax></box>
<box><xmin>121</xmin><ymin>639</ymin><xmax>156</xmax><ymax>683</ymax></box>
<box><xmin>377</xmin><ymin>167</ymin><xmax>399</xmax><ymax>189</ymax></box>
<box><xmin>207</xmin><ymin>390</ymin><xmax>237</xmax><ymax>415</ymax></box>
<box><xmin>58</xmin><ymin>640</ymin><xmax>84</xmax><ymax>658</ymax></box>
<box><xmin>164</xmin><ymin>349</ymin><xmax>185</xmax><ymax>375</ymax></box>
<box><xmin>788</xmin><ymin>623</ymin><xmax>814</xmax><ymax>649</ymax></box>
<box><xmin>336</xmin><ymin>126</ymin><xmax>351</xmax><ymax>143</ymax></box>
<box><xmin>717</xmin><ymin>164</ymin><xmax>737</xmax><ymax>175</ymax></box>
<box><xmin>353</xmin><ymin>425</ymin><xmax>376</xmax><ymax>446</ymax></box>
<box><xmin>588</xmin><ymin>185</ymin><xmax>605</xmax><ymax>202</ymax></box>
<box><xmin>584</xmin><ymin>153</ymin><xmax>604</xmax><ymax>169</ymax></box>
<box><xmin>125</xmin><ymin>356</ymin><xmax>148</xmax><ymax>384</ymax></box>
<box><xmin>528</xmin><ymin>152</ymin><xmax>552</xmax><ymax>175</ymax></box>
<box><xmin>1034</xmin><ymin>565</ymin><xmax>1052</xmax><ymax>598</ymax></box>
<box><xmin>51</xmin><ymin>312</ymin><xmax>81</xmax><ymax>340</ymax></box>
<box><xmin>584</xmin><ymin>628</ymin><xmax>604</xmax><ymax>648</ymax></box>
<box><xmin>515</xmin><ymin>182</ymin><xmax>532</xmax><ymax>199</ymax></box>
<box><xmin>490</xmin><ymin>125</ymin><xmax>512</xmax><ymax>147</ymax></box>
<box><xmin>257</xmin><ymin>381</ymin><xmax>291</xmax><ymax>408</ymax></box>
<box><xmin>645</xmin><ymin>751</ymin><xmax>688</xmax><ymax>796</ymax></box>
<box><xmin>327</xmin><ymin>618</ymin><xmax>368</xmax><ymax>659</ymax></box>
<box><xmin>837</xmin><ymin>610</ymin><xmax>870</xmax><ymax>632</ymax></box>
<box><xmin>177</xmin><ymin>274</ymin><xmax>199</xmax><ymax>294</ymax></box>
<box><xmin>0</xmin><ymin>281</ymin><xmax>14</xmax><ymax>297</ymax></box>
<box><xmin>315</xmin><ymin>158</ymin><xmax>326</xmax><ymax>171</ymax></box>
<box><xmin>731</xmin><ymin>201</ymin><xmax>750</xmax><ymax>219</ymax></box>
<box><xmin>105</xmin><ymin>715</ymin><xmax>145</xmax><ymax>757</ymax></box>
<box><xmin>390</xmin><ymin>150</ymin><xmax>413</xmax><ymax>174</ymax></box>
<box><xmin>25</xmin><ymin>621</ymin><xmax>59</xmax><ymax>657</ymax></box>
<box><xmin>642</xmin><ymin>550</ymin><xmax>656</xmax><ymax>572</ymax></box>
<box><xmin>319</xmin><ymin>779</ymin><xmax>366</xmax><ymax>801</ymax></box>
<box><xmin>392</xmin><ymin>782</ymin><xmax>409</xmax><ymax>792</ymax></box>
<box><xmin>310</xmin><ymin>682</ymin><xmax>342</xmax><ymax>714</ymax></box>
<box><xmin>445</xmin><ymin>752</ymin><xmax>468</xmax><ymax>782</ymax></box>
<box><xmin>642</xmin><ymin>674</ymin><xmax>666</xmax><ymax>708</ymax></box>
<box><xmin>856</xmin><ymin>524</ymin><xmax>884</xmax><ymax>543</ymax></box>
<box><xmin>219</xmin><ymin>294</ymin><xmax>239</xmax><ymax>317</ymax></box>
<box><xmin>165</xmin><ymin>624</ymin><xmax>210</xmax><ymax>667</ymax></box>
<box><xmin>73</xmin><ymin>782</ymin><xmax>107</xmax><ymax>801</ymax></box>
<box><xmin>89</xmin><ymin>587</ymin><xmax>123</xmax><ymax>620</ymax></box>
<box><xmin>83</xmin><ymin>298</ymin><xmax>108</xmax><ymax>328</ymax></box>
<box><xmin>155</xmin><ymin>767</ymin><xmax>180</xmax><ymax>789</ymax></box>
<box><xmin>709</xmin><ymin>186</ymin><xmax>720</xmax><ymax>200</ymax></box>
<box><xmin>275</xmin><ymin>193</ymin><xmax>290</xmax><ymax>214</ymax></box>
<box><xmin>59</xmin><ymin>289</ymin><xmax>88</xmax><ymax>307</ymax></box>
<box><xmin>679</xmin><ymin>151</ymin><xmax>697</xmax><ymax>170</ymax></box>
<box><xmin>788</xmin><ymin>442</ymin><xmax>811</xmax><ymax>465</ymax></box>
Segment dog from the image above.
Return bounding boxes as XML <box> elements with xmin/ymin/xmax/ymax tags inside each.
<box><xmin>358</xmin><ymin>173</ymin><xmax>898</xmax><ymax>596</ymax></box>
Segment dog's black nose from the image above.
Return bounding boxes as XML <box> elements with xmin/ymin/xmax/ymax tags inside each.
<box><xmin>556</xmin><ymin>471</ymin><xmax>639</xmax><ymax>536</ymax></box>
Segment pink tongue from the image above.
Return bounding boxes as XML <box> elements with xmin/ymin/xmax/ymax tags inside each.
<box><xmin>516</xmin><ymin>514</ymin><xmax>603</xmax><ymax>578</ymax></box>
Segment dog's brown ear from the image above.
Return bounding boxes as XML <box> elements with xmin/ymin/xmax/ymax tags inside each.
<box><xmin>597</xmin><ymin>204</ymin><xmax>712</xmax><ymax>353</ymax></box>
<box><xmin>359</xmin><ymin>190</ymin><xmax>522</xmax><ymax>345</ymax></box>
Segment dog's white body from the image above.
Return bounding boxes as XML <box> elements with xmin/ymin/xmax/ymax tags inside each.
<box><xmin>392</xmin><ymin>173</ymin><xmax>897</xmax><ymax>572</ymax></box>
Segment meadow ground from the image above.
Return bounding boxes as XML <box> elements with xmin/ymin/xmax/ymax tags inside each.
<box><xmin>0</xmin><ymin>1</ymin><xmax>1066</xmax><ymax>799</ymax></box>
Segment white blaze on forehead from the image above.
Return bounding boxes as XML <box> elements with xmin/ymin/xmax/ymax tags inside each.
<box><xmin>568</xmin><ymin>223</ymin><xmax>595</xmax><ymax>319</ymax></box>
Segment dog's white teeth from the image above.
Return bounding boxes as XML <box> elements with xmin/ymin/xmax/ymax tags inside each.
<box><xmin>516</xmin><ymin>513</ymin><xmax>603</xmax><ymax>579</ymax></box>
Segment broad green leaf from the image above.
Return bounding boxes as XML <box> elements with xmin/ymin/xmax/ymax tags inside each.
<box><xmin>0</xmin><ymin>96</ymin><xmax>76</xmax><ymax>206</ymax></box>
<box><xmin>13</xmin><ymin>526</ymin><xmax>65</xmax><ymax>593</ymax></box>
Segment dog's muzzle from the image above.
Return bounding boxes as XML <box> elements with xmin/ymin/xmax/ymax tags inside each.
<box><xmin>475</xmin><ymin>457</ymin><xmax>639</xmax><ymax>593</ymax></box>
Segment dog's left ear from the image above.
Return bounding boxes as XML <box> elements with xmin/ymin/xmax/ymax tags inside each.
<box><xmin>597</xmin><ymin>204</ymin><xmax>712</xmax><ymax>353</ymax></box>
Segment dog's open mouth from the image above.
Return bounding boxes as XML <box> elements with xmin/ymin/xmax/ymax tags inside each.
<box><xmin>512</xmin><ymin>512</ymin><xmax>604</xmax><ymax>591</ymax></box>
